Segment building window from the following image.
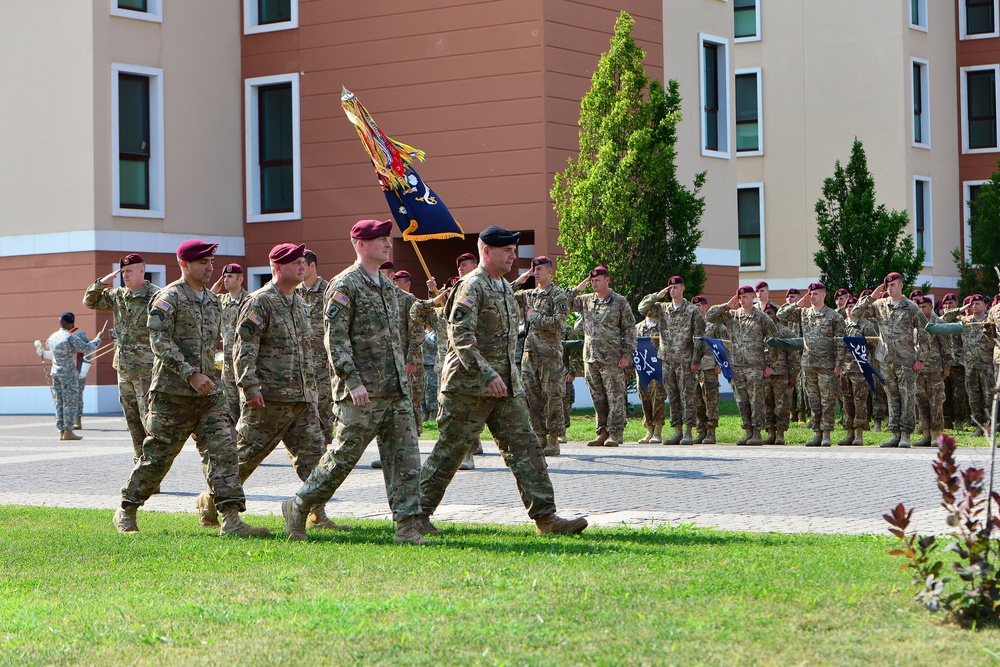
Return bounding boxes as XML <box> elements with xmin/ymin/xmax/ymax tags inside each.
<box><xmin>961</xmin><ymin>0</ymin><xmax>999</xmax><ymax>38</ymax></box>
<box><xmin>912</xmin><ymin>59</ymin><xmax>929</xmax><ymax>147</ymax></box>
<box><xmin>110</xmin><ymin>0</ymin><xmax>161</xmax><ymax>22</ymax></box>
<box><xmin>247</xmin><ymin>267</ymin><xmax>272</xmax><ymax>291</ymax></box>
<box><xmin>910</xmin><ymin>0</ymin><xmax>927</xmax><ymax>30</ymax></box>
<box><xmin>245</xmin><ymin>73</ymin><xmax>301</xmax><ymax>223</ymax></box>
<box><xmin>964</xmin><ymin>181</ymin><xmax>986</xmax><ymax>261</ymax></box>
<box><xmin>914</xmin><ymin>177</ymin><xmax>932</xmax><ymax>265</ymax></box>
<box><xmin>962</xmin><ymin>66</ymin><xmax>999</xmax><ymax>152</ymax></box>
<box><xmin>735</xmin><ymin>69</ymin><xmax>762</xmax><ymax>155</ymax></box>
<box><xmin>244</xmin><ymin>0</ymin><xmax>298</xmax><ymax>34</ymax></box>
<box><xmin>112</xmin><ymin>64</ymin><xmax>164</xmax><ymax>218</ymax></box>
<box><xmin>700</xmin><ymin>34</ymin><xmax>730</xmax><ymax>158</ymax></box>
<box><xmin>734</xmin><ymin>0</ymin><xmax>760</xmax><ymax>41</ymax></box>
<box><xmin>738</xmin><ymin>184</ymin><xmax>764</xmax><ymax>269</ymax></box>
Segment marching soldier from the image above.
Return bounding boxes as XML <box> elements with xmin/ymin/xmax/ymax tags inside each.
<box><xmin>391</xmin><ymin>270</ymin><xmax>432</xmax><ymax>435</ymax></box>
<box><xmin>943</xmin><ymin>294</ymin><xmax>994</xmax><ymax>436</ymax></box>
<box><xmin>692</xmin><ymin>295</ymin><xmax>725</xmax><ymax>444</ymax></box>
<box><xmin>114</xmin><ymin>240</ymin><xmax>268</xmax><ymax>536</ymax></box>
<box><xmin>83</xmin><ymin>253</ymin><xmax>158</xmax><ymax>459</ymax></box>
<box><xmin>43</xmin><ymin>313</ymin><xmax>102</xmax><ymax>440</ymax></box>
<box><xmin>839</xmin><ymin>296</ymin><xmax>876</xmax><ymax>445</ymax></box>
<box><xmin>633</xmin><ymin>313</ymin><xmax>665</xmax><ymax>444</ymax></box>
<box><xmin>296</xmin><ymin>250</ymin><xmax>333</xmax><ymax>445</ymax></box>
<box><xmin>213</xmin><ymin>263</ymin><xmax>248</xmax><ymax>423</ymax></box>
<box><xmin>761</xmin><ymin>303</ymin><xmax>794</xmax><ymax>444</ymax></box>
<box><xmin>913</xmin><ymin>296</ymin><xmax>951</xmax><ymax>446</ymax></box>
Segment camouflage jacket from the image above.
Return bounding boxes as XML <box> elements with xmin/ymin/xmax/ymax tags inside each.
<box><xmin>698</xmin><ymin>321</ymin><xmax>729</xmax><ymax>371</ymax></box>
<box><xmin>568</xmin><ymin>290</ymin><xmax>637</xmax><ymax>364</ymax></box>
<box><xmin>235</xmin><ymin>282</ymin><xmax>317</xmax><ymax>403</ymax></box>
<box><xmin>777</xmin><ymin>304</ymin><xmax>847</xmax><ymax>369</ymax></box>
<box><xmin>295</xmin><ymin>276</ymin><xmax>331</xmax><ymax>380</ymax></box>
<box><xmin>988</xmin><ymin>303</ymin><xmax>1000</xmax><ymax>366</ymax></box>
<box><xmin>766</xmin><ymin>322</ymin><xmax>796</xmax><ymax>376</ymax></box>
<box><xmin>324</xmin><ymin>263</ymin><xmax>407</xmax><ymax>401</ymax></box>
<box><xmin>46</xmin><ymin>328</ymin><xmax>100</xmax><ymax>378</ymax></box>
<box><xmin>219</xmin><ymin>289</ymin><xmax>249</xmax><ymax>366</ymax></box>
<box><xmin>147</xmin><ymin>279</ymin><xmax>223</xmax><ymax>397</ymax></box>
<box><xmin>853</xmin><ymin>295</ymin><xmax>927</xmax><ymax>367</ymax></box>
<box><xmin>915</xmin><ymin>312</ymin><xmax>953</xmax><ymax>374</ymax></box>
<box><xmin>942</xmin><ymin>309</ymin><xmax>994</xmax><ymax>369</ymax></box>
<box><xmin>637</xmin><ymin>295</ymin><xmax>706</xmax><ymax>367</ymax></box>
<box><xmin>842</xmin><ymin>318</ymin><xmax>878</xmax><ymax>376</ymax></box>
<box><xmin>396</xmin><ymin>288</ymin><xmax>433</xmax><ymax>370</ymax></box>
<box><xmin>83</xmin><ymin>279</ymin><xmax>159</xmax><ymax>377</ymax></box>
<box><xmin>441</xmin><ymin>266</ymin><xmax>523</xmax><ymax>397</ymax></box>
<box><xmin>514</xmin><ymin>283</ymin><xmax>570</xmax><ymax>357</ymax></box>
<box><xmin>562</xmin><ymin>322</ymin><xmax>583</xmax><ymax>378</ymax></box>
<box><xmin>634</xmin><ymin>318</ymin><xmax>659</xmax><ymax>340</ymax></box>
<box><xmin>705</xmin><ymin>305</ymin><xmax>776</xmax><ymax>369</ymax></box>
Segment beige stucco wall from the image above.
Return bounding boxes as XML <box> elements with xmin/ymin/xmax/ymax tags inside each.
<box><xmin>0</xmin><ymin>3</ymin><xmax>96</xmax><ymax>235</ymax></box>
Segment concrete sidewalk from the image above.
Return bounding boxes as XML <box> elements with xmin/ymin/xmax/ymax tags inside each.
<box><xmin>0</xmin><ymin>414</ymin><xmax>990</xmax><ymax>535</ymax></box>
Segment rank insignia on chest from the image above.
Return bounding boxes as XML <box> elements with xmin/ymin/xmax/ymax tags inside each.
<box><xmin>247</xmin><ymin>311</ymin><xmax>263</xmax><ymax>326</ymax></box>
<box><xmin>153</xmin><ymin>299</ymin><xmax>172</xmax><ymax>313</ymax></box>
<box><xmin>459</xmin><ymin>296</ymin><xmax>475</xmax><ymax>309</ymax></box>
<box><xmin>332</xmin><ymin>291</ymin><xmax>350</xmax><ymax>307</ymax></box>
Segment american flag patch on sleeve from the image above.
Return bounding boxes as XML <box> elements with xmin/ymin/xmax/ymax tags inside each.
<box><xmin>153</xmin><ymin>299</ymin><xmax>172</xmax><ymax>313</ymax></box>
<box><xmin>459</xmin><ymin>296</ymin><xmax>475</xmax><ymax>309</ymax></box>
<box><xmin>247</xmin><ymin>311</ymin><xmax>263</xmax><ymax>326</ymax></box>
<box><xmin>332</xmin><ymin>291</ymin><xmax>350</xmax><ymax>307</ymax></box>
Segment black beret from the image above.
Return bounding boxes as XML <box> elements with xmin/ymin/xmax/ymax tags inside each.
<box><xmin>479</xmin><ymin>226</ymin><xmax>521</xmax><ymax>247</ymax></box>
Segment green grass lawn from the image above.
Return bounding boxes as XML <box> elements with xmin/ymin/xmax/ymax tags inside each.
<box><xmin>3</xmin><ymin>506</ymin><xmax>1000</xmax><ymax>666</ymax></box>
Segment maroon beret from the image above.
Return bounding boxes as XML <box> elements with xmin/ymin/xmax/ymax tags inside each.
<box><xmin>176</xmin><ymin>239</ymin><xmax>218</xmax><ymax>261</ymax></box>
<box><xmin>222</xmin><ymin>263</ymin><xmax>243</xmax><ymax>275</ymax></box>
<box><xmin>786</xmin><ymin>288</ymin><xmax>801</xmax><ymax>297</ymax></box>
<box><xmin>667</xmin><ymin>275</ymin><xmax>685</xmax><ymax>286</ymax></box>
<box><xmin>833</xmin><ymin>288</ymin><xmax>850</xmax><ymax>298</ymax></box>
<box><xmin>912</xmin><ymin>295</ymin><xmax>928</xmax><ymax>306</ymax></box>
<box><xmin>737</xmin><ymin>285</ymin><xmax>755</xmax><ymax>296</ymax></box>
<box><xmin>393</xmin><ymin>270</ymin><xmax>412</xmax><ymax>281</ymax></box>
<box><xmin>909</xmin><ymin>288</ymin><xmax>924</xmax><ymax>299</ymax></box>
<box><xmin>845</xmin><ymin>296</ymin><xmax>858</xmax><ymax>307</ymax></box>
<box><xmin>350</xmin><ymin>218</ymin><xmax>393</xmax><ymax>240</ymax></box>
<box><xmin>445</xmin><ymin>276</ymin><xmax>460</xmax><ymax>288</ymax></box>
<box><xmin>808</xmin><ymin>281</ymin><xmax>826</xmax><ymax>292</ymax></box>
<box><xmin>589</xmin><ymin>266</ymin><xmax>609</xmax><ymax>279</ymax></box>
<box><xmin>455</xmin><ymin>252</ymin><xmax>477</xmax><ymax>267</ymax></box>
<box><xmin>884</xmin><ymin>271</ymin><xmax>903</xmax><ymax>284</ymax></box>
<box><xmin>963</xmin><ymin>295</ymin><xmax>974</xmax><ymax>306</ymax></box>
<box><xmin>763</xmin><ymin>302</ymin><xmax>778</xmax><ymax>313</ymax></box>
<box><xmin>754</xmin><ymin>280</ymin><xmax>769</xmax><ymax>291</ymax></box>
<box><xmin>379</xmin><ymin>261</ymin><xmax>395</xmax><ymax>271</ymax></box>
<box><xmin>691</xmin><ymin>295</ymin><xmax>708</xmax><ymax>305</ymax></box>
<box><xmin>531</xmin><ymin>256</ymin><xmax>552</xmax><ymax>267</ymax></box>
<box><xmin>859</xmin><ymin>289</ymin><xmax>873</xmax><ymax>298</ymax></box>
<box><xmin>942</xmin><ymin>292</ymin><xmax>957</xmax><ymax>303</ymax></box>
<box><xmin>269</xmin><ymin>243</ymin><xmax>306</xmax><ymax>265</ymax></box>
<box><xmin>119</xmin><ymin>253</ymin><xmax>144</xmax><ymax>267</ymax></box>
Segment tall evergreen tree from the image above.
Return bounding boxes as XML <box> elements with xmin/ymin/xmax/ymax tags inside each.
<box><xmin>954</xmin><ymin>159</ymin><xmax>1000</xmax><ymax>298</ymax></box>
<box><xmin>814</xmin><ymin>139</ymin><xmax>924</xmax><ymax>297</ymax></box>
<box><xmin>552</xmin><ymin>11</ymin><xmax>705</xmax><ymax>308</ymax></box>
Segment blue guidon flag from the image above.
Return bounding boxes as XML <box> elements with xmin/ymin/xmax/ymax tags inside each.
<box><xmin>699</xmin><ymin>337</ymin><xmax>733</xmax><ymax>382</ymax></box>
<box><xmin>632</xmin><ymin>337</ymin><xmax>662</xmax><ymax>391</ymax></box>
<box><xmin>842</xmin><ymin>336</ymin><xmax>884</xmax><ymax>394</ymax></box>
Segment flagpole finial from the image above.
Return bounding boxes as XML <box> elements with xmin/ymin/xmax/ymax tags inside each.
<box><xmin>341</xmin><ymin>86</ymin><xmax>354</xmax><ymax>102</ymax></box>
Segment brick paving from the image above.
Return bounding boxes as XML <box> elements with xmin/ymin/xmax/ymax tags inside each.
<box><xmin>1</xmin><ymin>414</ymin><xmax>995</xmax><ymax>535</ymax></box>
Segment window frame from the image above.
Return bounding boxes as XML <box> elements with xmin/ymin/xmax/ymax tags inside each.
<box><xmin>243</xmin><ymin>0</ymin><xmax>298</xmax><ymax>35</ymax></box>
<box><xmin>245</xmin><ymin>73</ymin><xmax>301</xmax><ymax>223</ymax></box>
<box><xmin>909</xmin><ymin>0</ymin><xmax>928</xmax><ymax>31</ymax></box>
<box><xmin>737</xmin><ymin>182</ymin><xmax>765</xmax><ymax>271</ymax></box>
<box><xmin>911</xmin><ymin>57</ymin><xmax>930</xmax><ymax>149</ymax></box>
<box><xmin>913</xmin><ymin>176</ymin><xmax>932</xmax><ymax>266</ymax></box>
<box><xmin>960</xmin><ymin>0</ymin><xmax>1000</xmax><ymax>39</ymax></box>
<box><xmin>110</xmin><ymin>0</ymin><xmax>162</xmax><ymax>23</ymax></box>
<box><xmin>112</xmin><ymin>262</ymin><xmax>166</xmax><ymax>289</ymax></box>
<box><xmin>733</xmin><ymin>0</ymin><xmax>761</xmax><ymax>43</ymax></box>
<box><xmin>734</xmin><ymin>67</ymin><xmax>763</xmax><ymax>156</ymax></box>
<box><xmin>963</xmin><ymin>180</ymin><xmax>988</xmax><ymax>262</ymax></box>
<box><xmin>246</xmin><ymin>266</ymin><xmax>272</xmax><ymax>291</ymax></box>
<box><xmin>111</xmin><ymin>63</ymin><xmax>165</xmax><ymax>219</ymax></box>
<box><xmin>699</xmin><ymin>33</ymin><xmax>731</xmax><ymax>160</ymax></box>
<box><xmin>960</xmin><ymin>64</ymin><xmax>1000</xmax><ymax>154</ymax></box>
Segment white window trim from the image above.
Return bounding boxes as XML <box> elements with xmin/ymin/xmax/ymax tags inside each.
<box><xmin>737</xmin><ymin>182</ymin><xmax>765</xmax><ymax>271</ymax></box>
<box><xmin>111</xmin><ymin>63</ymin><xmax>165</xmax><ymax>219</ymax></box>
<box><xmin>245</xmin><ymin>73</ymin><xmax>301</xmax><ymax>223</ymax></box>
<box><xmin>243</xmin><ymin>0</ymin><xmax>298</xmax><ymax>35</ymax></box>
<box><xmin>733</xmin><ymin>0</ymin><xmax>761</xmax><ymax>43</ymax></box>
<box><xmin>959</xmin><ymin>0</ymin><xmax>1000</xmax><ymax>39</ymax></box>
<box><xmin>110</xmin><ymin>262</ymin><xmax>166</xmax><ymax>288</ymax></box>
<box><xmin>246</xmin><ymin>266</ymin><xmax>272</xmax><ymax>292</ymax></box>
<box><xmin>699</xmin><ymin>33</ymin><xmax>731</xmax><ymax>160</ymax></box>
<box><xmin>911</xmin><ymin>57</ymin><xmax>930</xmax><ymax>149</ymax></box>
<box><xmin>913</xmin><ymin>176</ymin><xmax>932</xmax><ymax>267</ymax></box>
<box><xmin>960</xmin><ymin>64</ymin><xmax>1000</xmax><ymax>154</ymax></box>
<box><xmin>963</xmin><ymin>180</ymin><xmax>987</xmax><ymax>261</ymax></box>
<box><xmin>909</xmin><ymin>0</ymin><xmax>928</xmax><ymax>31</ymax></box>
<box><xmin>735</xmin><ymin>67</ymin><xmax>763</xmax><ymax>157</ymax></box>
<box><xmin>110</xmin><ymin>0</ymin><xmax>162</xmax><ymax>23</ymax></box>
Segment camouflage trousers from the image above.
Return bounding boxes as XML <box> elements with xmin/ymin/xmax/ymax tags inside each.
<box><xmin>882</xmin><ymin>363</ymin><xmax>918</xmax><ymax>434</ymax></box>
<box><xmin>121</xmin><ymin>391</ymin><xmax>245</xmax><ymax>511</ymax></box>
<box><xmin>637</xmin><ymin>379</ymin><xmax>665</xmax><ymax>430</ymax></box>
<box><xmin>732</xmin><ymin>366</ymin><xmax>766</xmax><ymax>431</ymax></box>
<box><xmin>237</xmin><ymin>401</ymin><xmax>325</xmax><ymax>483</ymax></box>
<box><xmin>662</xmin><ymin>363</ymin><xmax>697</xmax><ymax>427</ymax></box>
<box><xmin>222</xmin><ymin>360</ymin><xmax>240</xmax><ymax>425</ymax></box>
<box><xmin>804</xmin><ymin>367</ymin><xmax>840</xmax><ymax>432</ymax></box>
<box><xmin>420</xmin><ymin>392</ymin><xmax>556</xmax><ymax>520</ymax></box>
<box><xmin>763</xmin><ymin>374</ymin><xmax>789</xmax><ymax>431</ymax></box>
<box><xmin>523</xmin><ymin>351</ymin><xmax>566</xmax><ymax>439</ymax></box>
<box><xmin>695</xmin><ymin>369</ymin><xmax>721</xmax><ymax>429</ymax></box>
<box><xmin>585</xmin><ymin>361</ymin><xmax>627</xmax><ymax>436</ymax></box>
<box><xmin>871</xmin><ymin>362</ymin><xmax>888</xmax><ymax>421</ymax></box>
<box><xmin>944</xmin><ymin>365</ymin><xmax>969</xmax><ymax>425</ymax></box>
<box><xmin>408</xmin><ymin>367</ymin><xmax>425</xmax><ymax>435</ymax></box>
<box><xmin>52</xmin><ymin>372</ymin><xmax>82</xmax><ymax>432</ymax></box>
<box><xmin>966</xmin><ymin>365</ymin><xmax>995</xmax><ymax>429</ymax></box>
<box><xmin>563</xmin><ymin>378</ymin><xmax>576</xmax><ymax>431</ymax></box>
<box><xmin>316</xmin><ymin>372</ymin><xmax>333</xmax><ymax>445</ymax></box>
<box><xmin>422</xmin><ymin>364</ymin><xmax>439</xmax><ymax>421</ymax></box>
<box><xmin>916</xmin><ymin>371</ymin><xmax>946</xmax><ymax>432</ymax></box>
<box><xmin>297</xmin><ymin>395</ymin><xmax>421</xmax><ymax>522</ymax></box>
<box><xmin>118</xmin><ymin>372</ymin><xmax>151</xmax><ymax>460</ymax></box>
<box><xmin>840</xmin><ymin>373</ymin><xmax>870</xmax><ymax>429</ymax></box>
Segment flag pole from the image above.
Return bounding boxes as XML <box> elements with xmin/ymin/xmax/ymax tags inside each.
<box><xmin>409</xmin><ymin>239</ymin><xmax>439</xmax><ymax>296</ymax></box>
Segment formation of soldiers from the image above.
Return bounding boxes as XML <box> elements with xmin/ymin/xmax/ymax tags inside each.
<box><xmin>51</xmin><ymin>224</ymin><xmax>1000</xmax><ymax>543</ymax></box>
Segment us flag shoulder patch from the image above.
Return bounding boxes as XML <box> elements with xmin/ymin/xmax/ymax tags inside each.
<box><xmin>153</xmin><ymin>299</ymin><xmax>172</xmax><ymax>313</ymax></box>
<box><xmin>247</xmin><ymin>311</ymin><xmax>263</xmax><ymax>326</ymax></box>
<box><xmin>332</xmin><ymin>291</ymin><xmax>350</xmax><ymax>307</ymax></box>
<box><xmin>459</xmin><ymin>296</ymin><xmax>475</xmax><ymax>309</ymax></box>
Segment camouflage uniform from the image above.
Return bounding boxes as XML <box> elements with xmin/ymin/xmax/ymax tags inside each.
<box><xmin>515</xmin><ymin>284</ymin><xmax>570</xmax><ymax>442</ymax></box>
<box><xmin>854</xmin><ymin>295</ymin><xmax>927</xmax><ymax>435</ymax></box>
<box><xmin>294</xmin><ymin>264</ymin><xmax>422</xmax><ymax>521</ymax></box>
<box><xmin>420</xmin><ymin>266</ymin><xmax>559</xmax><ymax>520</ymax></box>
<box><xmin>422</xmin><ymin>325</ymin><xmax>441</xmax><ymax>420</ymax></box>
<box><xmin>706</xmin><ymin>305</ymin><xmax>777</xmax><ymax>432</ymax></box>
<box><xmin>841</xmin><ymin>318</ymin><xmax>876</xmax><ymax>429</ymax></box>
<box><xmin>569</xmin><ymin>290</ymin><xmax>637</xmax><ymax>439</ymax></box>
<box><xmin>561</xmin><ymin>322</ymin><xmax>583</xmax><ymax>435</ymax></box>
<box><xmin>777</xmin><ymin>304</ymin><xmax>846</xmax><ymax>433</ymax></box>
<box><xmin>762</xmin><ymin>322</ymin><xmax>794</xmax><ymax>433</ymax></box>
<box><xmin>234</xmin><ymin>282</ymin><xmax>323</xmax><ymax>483</ymax></box>
<box><xmin>637</xmin><ymin>295</ymin><xmax>706</xmax><ymax>430</ymax></box>
<box><xmin>695</xmin><ymin>322</ymin><xmax>727</xmax><ymax>432</ymax></box>
<box><xmin>869</xmin><ymin>320</ymin><xmax>889</xmax><ymax>426</ymax></box>
<box><xmin>395</xmin><ymin>288</ymin><xmax>433</xmax><ymax>434</ymax></box>
<box><xmin>915</xmin><ymin>311</ymin><xmax>952</xmax><ymax>434</ymax></box>
<box><xmin>943</xmin><ymin>331</ymin><xmax>969</xmax><ymax>428</ymax></box>
<box><xmin>943</xmin><ymin>308</ymin><xmax>994</xmax><ymax>429</ymax></box>
<box><xmin>46</xmin><ymin>327</ymin><xmax>101</xmax><ymax>432</ymax></box>
<box><xmin>296</xmin><ymin>276</ymin><xmax>333</xmax><ymax>444</ymax></box>
<box><xmin>633</xmin><ymin>318</ymin><xmax>666</xmax><ymax>432</ymax></box>
<box><xmin>119</xmin><ymin>280</ymin><xmax>246</xmax><ymax>512</ymax></box>
<box><xmin>219</xmin><ymin>288</ymin><xmax>249</xmax><ymax>423</ymax></box>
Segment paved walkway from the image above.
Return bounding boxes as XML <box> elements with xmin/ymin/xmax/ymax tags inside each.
<box><xmin>1</xmin><ymin>415</ymin><xmax>995</xmax><ymax>535</ymax></box>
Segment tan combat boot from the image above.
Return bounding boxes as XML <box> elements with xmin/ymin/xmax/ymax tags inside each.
<box><xmin>395</xmin><ymin>516</ymin><xmax>434</xmax><ymax>545</ymax></box>
<box><xmin>651</xmin><ymin>425</ymin><xmax>663</xmax><ymax>443</ymax></box>
<box><xmin>837</xmin><ymin>429</ymin><xmax>855</xmax><ymax>446</ymax></box>
<box><xmin>913</xmin><ymin>428</ymin><xmax>933</xmax><ymax>447</ymax></box>
<box><xmin>308</xmin><ymin>504</ymin><xmax>351</xmax><ymax>530</ymax></box>
<box><xmin>805</xmin><ymin>431</ymin><xmax>823</xmax><ymax>447</ymax></box>
<box><xmin>736</xmin><ymin>428</ymin><xmax>753</xmax><ymax>445</ymax></box>
<box><xmin>820</xmin><ymin>431</ymin><xmax>832</xmax><ymax>447</ymax></box>
<box><xmin>852</xmin><ymin>428</ymin><xmax>865</xmax><ymax>446</ymax></box>
<box><xmin>471</xmin><ymin>437</ymin><xmax>484</xmax><ymax>455</ymax></box>
<box><xmin>113</xmin><ymin>507</ymin><xmax>139</xmax><ymax>534</ymax></box>
<box><xmin>586</xmin><ymin>429</ymin><xmax>609</xmax><ymax>447</ymax></box>
<box><xmin>542</xmin><ymin>435</ymin><xmax>561</xmax><ymax>456</ymax></box>
<box><xmin>638</xmin><ymin>428</ymin><xmax>654</xmax><ymax>444</ymax></box>
<box><xmin>459</xmin><ymin>452</ymin><xmax>476</xmax><ymax>470</ymax></box>
<box><xmin>74</xmin><ymin>416</ymin><xmax>82</xmax><ymax>430</ymax></box>
<box><xmin>763</xmin><ymin>430</ymin><xmax>776</xmax><ymax>445</ymax></box>
<box><xmin>679</xmin><ymin>426</ymin><xmax>694</xmax><ymax>445</ymax></box>
<box><xmin>61</xmin><ymin>430</ymin><xmax>82</xmax><ymax>441</ymax></box>
<box><xmin>745</xmin><ymin>429</ymin><xmax>763</xmax><ymax>446</ymax></box>
<box><xmin>535</xmin><ymin>513</ymin><xmax>588</xmax><ymax>535</ymax></box>
<box><xmin>416</xmin><ymin>515</ymin><xmax>442</xmax><ymax>536</ymax></box>
<box><xmin>693</xmin><ymin>427</ymin><xmax>706</xmax><ymax>444</ymax></box>
<box><xmin>282</xmin><ymin>496</ymin><xmax>311</xmax><ymax>541</ymax></box>
<box><xmin>557</xmin><ymin>435</ymin><xmax>568</xmax><ymax>444</ymax></box>
<box><xmin>879</xmin><ymin>432</ymin><xmax>901</xmax><ymax>448</ymax></box>
<box><xmin>196</xmin><ymin>491</ymin><xmax>219</xmax><ymax>527</ymax></box>
<box><xmin>605</xmin><ymin>432</ymin><xmax>623</xmax><ymax>447</ymax></box>
<box><xmin>663</xmin><ymin>425</ymin><xmax>684</xmax><ymax>445</ymax></box>
<box><xmin>898</xmin><ymin>432</ymin><xmax>912</xmax><ymax>448</ymax></box>
<box><xmin>703</xmin><ymin>427</ymin><xmax>716</xmax><ymax>444</ymax></box>
<box><xmin>775</xmin><ymin>429</ymin><xmax>785</xmax><ymax>445</ymax></box>
<box><xmin>220</xmin><ymin>508</ymin><xmax>270</xmax><ymax>537</ymax></box>
<box><xmin>873</xmin><ymin>419</ymin><xmax>883</xmax><ymax>432</ymax></box>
